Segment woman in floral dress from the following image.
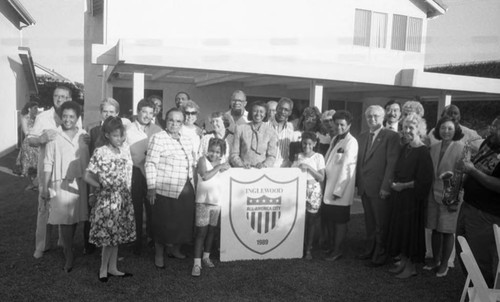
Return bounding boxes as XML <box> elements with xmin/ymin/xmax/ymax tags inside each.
<box><xmin>15</xmin><ymin>101</ymin><xmax>40</xmax><ymax>190</ymax></box>
<box><xmin>84</xmin><ymin>116</ymin><xmax>136</xmax><ymax>282</ymax></box>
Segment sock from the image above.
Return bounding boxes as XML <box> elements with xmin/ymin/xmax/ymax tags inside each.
<box><xmin>203</xmin><ymin>252</ymin><xmax>210</xmax><ymax>260</ymax></box>
<box><xmin>194</xmin><ymin>258</ymin><xmax>201</xmax><ymax>266</ymax></box>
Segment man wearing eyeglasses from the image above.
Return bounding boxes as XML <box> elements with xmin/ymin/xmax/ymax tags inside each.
<box><xmin>356</xmin><ymin>105</ymin><xmax>400</xmax><ymax>267</ymax></box>
<box><xmin>27</xmin><ymin>86</ymin><xmax>83</xmax><ymax>259</ymax></box>
<box><xmin>126</xmin><ymin>99</ymin><xmax>162</xmax><ymax>255</ymax></box>
<box><xmin>226</xmin><ymin>90</ymin><xmax>249</xmax><ymax>133</ymax></box>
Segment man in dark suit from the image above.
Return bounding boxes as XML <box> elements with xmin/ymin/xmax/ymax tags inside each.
<box><xmin>356</xmin><ymin>105</ymin><xmax>401</xmax><ymax>266</ymax></box>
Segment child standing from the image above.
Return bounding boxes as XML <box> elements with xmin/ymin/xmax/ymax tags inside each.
<box><xmin>84</xmin><ymin>117</ymin><xmax>136</xmax><ymax>282</ymax></box>
<box><xmin>292</xmin><ymin>131</ymin><xmax>325</xmax><ymax>260</ymax></box>
<box><xmin>192</xmin><ymin>138</ymin><xmax>230</xmax><ymax>277</ymax></box>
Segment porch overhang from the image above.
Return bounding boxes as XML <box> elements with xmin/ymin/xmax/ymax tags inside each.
<box><xmin>92</xmin><ymin>40</ymin><xmax>500</xmax><ymax>102</ymax></box>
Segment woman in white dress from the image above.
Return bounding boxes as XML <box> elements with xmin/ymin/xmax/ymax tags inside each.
<box><xmin>41</xmin><ymin>101</ymin><xmax>89</xmax><ymax>272</ymax></box>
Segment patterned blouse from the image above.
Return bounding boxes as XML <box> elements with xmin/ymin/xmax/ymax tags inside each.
<box><xmin>145</xmin><ymin>131</ymin><xmax>195</xmax><ymax>199</ymax></box>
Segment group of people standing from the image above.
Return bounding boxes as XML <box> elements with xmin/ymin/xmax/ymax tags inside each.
<box><xmin>24</xmin><ymin>85</ymin><xmax>500</xmax><ymax>286</ymax></box>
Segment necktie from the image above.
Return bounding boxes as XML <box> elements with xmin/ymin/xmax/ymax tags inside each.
<box><xmin>363</xmin><ymin>132</ymin><xmax>374</xmax><ymax>162</ymax></box>
<box><xmin>367</xmin><ymin>132</ymin><xmax>374</xmax><ymax>151</ymax></box>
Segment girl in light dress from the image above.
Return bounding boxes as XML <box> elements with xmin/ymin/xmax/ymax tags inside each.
<box><xmin>84</xmin><ymin>116</ymin><xmax>136</xmax><ymax>282</ymax></box>
<box><xmin>292</xmin><ymin>131</ymin><xmax>325</xmax><ymax>260</ymax></box>
<box><xmin>191</xmin><ymin>138</ymin><xmax>230</xmax><ymax>277</ymax></box>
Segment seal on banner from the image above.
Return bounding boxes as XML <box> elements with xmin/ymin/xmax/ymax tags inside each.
<box><xmin>229</xmin><ymin>174</ymin><xmax>299</xmax><ymax>255</ymax></box>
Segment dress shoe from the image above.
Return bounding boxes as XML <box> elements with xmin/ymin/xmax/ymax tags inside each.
<box><xmin>423</xmin><ymin>261</ymin><xmax>440</xmax><ymax>271</ymax></box>
<box><xmin>325</xmin><ymin>252</ymin><xmax>343</xmax><ymax>262</ymax></box>
<box><xmin>395</xmin><ymin>270</ymin><xmax>417</xmax><ymax>279</ymax></box>
<box><xmin>436</xmin><ymin>267</ymin><xmax>449</xmax><ymax>278</ymax></box>
<box><xmin>98</xmin><ymin>272</ymin><xmax>108</xmax><ymax>283</ymax></box>
<box><xmin>108</xmin><ymin>272</ymin><xmax>133</xmax><ymax>278</ymax></box>
<box><xmin>33</xmin><ymin>250</ymin><xmax>43</xmax><ymax>259</ymax></box>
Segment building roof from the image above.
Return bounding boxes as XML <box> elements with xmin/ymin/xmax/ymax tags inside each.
<box><xmin>423</xmin><ymin>0</ymin><xmax>448</xmax><ymax>18</ymax></box>
<box><xmin>7</xmin><ymin>0</ymin><xmax>35</xmax><ymax>26</ymax></box>
<box><xmin>34</xmin><ymin>63</ymin><xmax>74</xmax><ymax>84</ymax></box>
<box><xmin>18</xmin><ymin>47</ymin><xmax>38</xmax><ymax>94</ymax></box>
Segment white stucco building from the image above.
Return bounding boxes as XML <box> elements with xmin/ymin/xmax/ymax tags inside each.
<box><xmin>0</xmin><ymin>0</ymin><xmax>37</xmax><ymax>157</ymax></box>
<box><xmin>84</xmin><ymin>0</ymin><xmax>500</xmax><ymax>135</ymax></box>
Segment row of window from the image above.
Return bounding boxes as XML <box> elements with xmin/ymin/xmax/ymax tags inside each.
<box><xmin>353</xmin><ymin>9</ymin><xmax>423</xmax><ymax>52</ymax></box>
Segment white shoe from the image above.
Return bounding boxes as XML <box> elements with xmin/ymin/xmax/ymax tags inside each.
<box><xmin>202</xmin><ymin>258</ymin><xmax>215</xmax><ymax>268</ymax></box>
<box><xmin>33</xmin><ymin>250</ymin><xmax>43</xmax><ymax>259</ymax></box>
<box><xmin>191</xmin><ymin>264</ymin><xmax>201</xmax><ymax>277</ymax></box>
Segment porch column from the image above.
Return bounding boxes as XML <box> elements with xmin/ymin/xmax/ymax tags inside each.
<box><xmin>437</xmin><ymin>93</ymin><xmax>452</xmax><ymax>122</ymax></box>
<box><xmin>133</xmin><ymin>72</ymin><xmax>145</xmax><ymax>114</ymax></box>
<box><xmin>309</xmin><ymin>81</ymin><xmax>323</xmax><ymax>111</ymax></box>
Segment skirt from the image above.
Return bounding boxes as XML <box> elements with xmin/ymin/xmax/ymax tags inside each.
<box><xmin>152</xmin><ymin>181</ymin><xmax>195</xmax><ymax>245</ymax></box>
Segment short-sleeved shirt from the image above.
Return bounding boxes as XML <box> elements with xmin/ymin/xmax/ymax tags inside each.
<box><xmin>292</xmin><ymin>152</ymin><xmax>325</xmax><ymax>182</ymax></box>
<box><xmin>126</xmin><ymin>121</ymin><xmax>162</xmax><ymax>173</ymax></box>
<box><xmin>463</xmin><ymin>138</ymin><xmax>500</xmax><ymax>217</ymax></box>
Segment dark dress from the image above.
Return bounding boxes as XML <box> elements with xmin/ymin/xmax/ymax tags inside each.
<box><xmin>387</xmin><ymin>144</ymin><xmax>433</xmax><ymax>263</ymax></box>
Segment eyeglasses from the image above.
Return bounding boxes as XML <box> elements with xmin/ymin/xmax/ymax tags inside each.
<box><xmin>185</xmin><ymin>111</ymin><xmax>197</xmax><ymax>116</ymax></box>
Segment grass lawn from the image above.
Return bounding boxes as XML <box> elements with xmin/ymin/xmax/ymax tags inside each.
<box><xmin>0</xmin><ymin>151</ymin><xmax>465</xmax><ymax>301</ymax></box>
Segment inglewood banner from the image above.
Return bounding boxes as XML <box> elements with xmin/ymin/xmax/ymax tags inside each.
<box><xmin>220</xmin><ymin>168</ymin><xmax>306</xmax><ymax>261</ymax></box>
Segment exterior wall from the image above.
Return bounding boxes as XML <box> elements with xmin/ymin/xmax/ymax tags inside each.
<box><xmin>83</xmin><ymin>1</ymin><xmax>105</xmax><ymax>127</ymax></box>
<box><xmin>0</xmin><ymin>3</ymin><xmax>31</xmax><ymax>157</ymax></box>
<box><xmin>104</xmin><ymin>0</ymin><xmax>428</xmax><ymax>71</ymax></box>
<box><xmin>84</xmin><ymin>0</ymin><xmax>433</xmax><ymax>127</ymax></box>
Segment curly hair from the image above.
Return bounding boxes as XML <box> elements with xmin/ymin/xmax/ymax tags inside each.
<box><xmin>402</xmin><ymin>101</ymin><xmax>424</xmax><ymax>117</ymax></box>
<box><xmin>60</xmin><ymin>101</ymin><xmax>82</xmax><ymax>118</ymax></box>
<box><xmin>208</xmin><ymin>137</ymin><xmax>227</xmax><ymax>156</ymax></box>
<box><xmin>402</xmin><ymin>113</ymin><xmax>427</xmax><ymax>139</ymax></box>
<box><xmin>297</xmin><ymin>106</ymin><xmax>321</xmax><ymax>132</ymax></box>
<box><xmin>21</xmin><ymin>101</ymin><xmax>39</xmax><ymax>115</ymax></box>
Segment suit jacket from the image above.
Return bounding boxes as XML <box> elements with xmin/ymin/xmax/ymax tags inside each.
<box><xmin>356</xmin><ymin>128</ymin><xmax>400</xmax><ymax>197</ymax></box>
<box><xmin>323</xmin><ymin>132</ymin><xmax>358</xmax><ymax>206</ymax></box>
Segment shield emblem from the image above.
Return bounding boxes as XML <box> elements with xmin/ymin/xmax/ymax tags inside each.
<box><xmin>246</xmin><ymin>196</ymin><xmax>281</xmax><ymax>234</ymax></box>
<box><xmin>229</xmin><ymin>174</ymin><xmax>299</xmax><ymax>255</ymax></box>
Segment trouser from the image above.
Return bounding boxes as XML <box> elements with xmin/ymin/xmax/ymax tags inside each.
<box><xmin>456</xmin><ymin>203</ymin><xmax>500</xmax><ymax>287</ymax></box>
<box><xmin>35</xmin><ymin>193</ymin><xmax>50</xmax><ymax>253</ymax></box>
<box><xmin>131</xmin><ymin>167</ymin><xmax>152</xmax><ymax>247</ymax></box>
<box><xmin>361</xmin><ymin>193</ymin><xmax>390</xmax><ymax>263</ymax></box>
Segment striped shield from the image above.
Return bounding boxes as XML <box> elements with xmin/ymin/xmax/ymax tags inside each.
<box><xmin>246</xmin><ymin>196</ymin><xmax>281</xmax><ymax>234</ymax></box>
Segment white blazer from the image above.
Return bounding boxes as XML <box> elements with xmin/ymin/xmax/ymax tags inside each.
<box><xmin>323</xmin><ymin>132</ymin><xmax>358</xmax><ymax>206</ymax></box>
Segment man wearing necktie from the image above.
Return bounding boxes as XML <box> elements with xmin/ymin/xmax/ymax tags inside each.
<box><xmin>356</xmin><ymin>105</ymin><xmax>401</xmax><ymax>266</ymax></box>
